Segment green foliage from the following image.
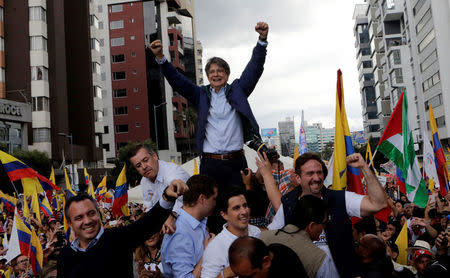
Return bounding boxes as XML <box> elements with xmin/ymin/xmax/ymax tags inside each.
<box><xmin>321</xmin><ymin>142</ymin><xmax>334</xmax><ymax>161</ymax></box>
<box><xmin>12</xmin><ymin>149</ymin><xmax>52</xmax><ymax>176</ymax></box>
<box><xmin>111</xmin><ymin>139</ymin><xmax>157</xmax><ymax>188</ymax></box>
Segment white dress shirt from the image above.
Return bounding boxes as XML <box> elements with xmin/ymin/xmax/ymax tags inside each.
<box><xmin>140</xmin><ymin>160</ymin><xmax>190</xmax><ymax>213</ymax></box>
<box><xmin>201</xmin><ymin>224</ymin><xmax>261</xmax><ymax>278</ymax></box>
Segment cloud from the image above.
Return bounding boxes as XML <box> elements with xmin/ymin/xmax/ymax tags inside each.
<box><xmin>194</xmin><ymin>0</ymin><xmax>366</xmax><ymax>134</ymax></box>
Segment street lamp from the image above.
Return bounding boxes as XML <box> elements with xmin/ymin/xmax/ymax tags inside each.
<box><xmin>58</xmin><ymin>132</ymin><xmax>74</xmax><ymax>186</ymax></box>
<box><xmin>153</xmin><ymin>102</ymin><xmax>166</xmax><ymax>150</ymax></box>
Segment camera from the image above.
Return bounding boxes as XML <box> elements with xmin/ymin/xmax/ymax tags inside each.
<box><xmin>246</xmin><ymin>135</ymin><xmax>279</xmax><ymax>163</ymax></box>
<box><xmin>52</xmin><ymin>231</ymin><xmax>66</xmax><ymax>248</ymax></box>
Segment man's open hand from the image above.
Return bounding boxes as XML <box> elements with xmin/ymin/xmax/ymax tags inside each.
<box><xmin>255</xmin><ymin>22</ymin><xmax>269</xmax><ymax>40</ymax></box>
<box><xmin>149</xmin><ymin>40</ymin><xmax>164</xmax><ymax>60</ymax></box>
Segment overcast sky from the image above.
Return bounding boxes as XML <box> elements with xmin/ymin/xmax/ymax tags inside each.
<box><xmin>193</xmin><ymin>0</ymin><xmax>366</xmax><ymax>136</ymax></box>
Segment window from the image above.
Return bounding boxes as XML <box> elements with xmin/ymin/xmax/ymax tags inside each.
<box><xmin>30</xmin><ymin>36</ymin><xmax>47</xmax><ymax>51</ymax></box>
<box><xmin>130</xmin><ymin>36</ymin><xmax>135</xmax><ymax>40</ymax></box>
<box><xmin>422</xmin><ymin>71</ymin><xmax>440</xmax><ymax>92</ymax></box>
<box><xmin>115</xmin><ymin>124</ymin><xmax>128</xmax><ymax>133</ymax></box>
<box><xmin>100</xmin><ymin>39</ymin><xmax>104</xmax><ymax>47</ymax></box>
<box><xmin>98</xmin><ymin>5</ymin><xmax>103</xmax><ymax>13</ymax></box>
<box><xmin>413</xmin><ymin>0</ymin><xmax>426</xmax><ymax>15</ymax></box>
<box><xmin>92</xmin><ymin>62</ymin><xmax>101</xmax><ymax>75</ymax></box>
<box><xmin>91</xmin><ymin>38</ymin><xmax>100</xmax><ymax>52</ymax></box>
<box><xmin>114</xmin><ymin>106</ymin><xmax>128</xmax><ymax>115</ymax></box>
<box><xmin>112</xmin><ymin>71</ymin><xmax>126</xmax><ymax>80</ymax></box>
<box><xmin>112</xmin><ymin>54</ymin><xmax>125</xmax><ymax>63</ymax></box>
<box><xmin>111</xmin><ymin>37</ymin><xmax>125</xmax><ymax>47</ymax></box>
<box><xmin>136</xmin><ymin>122</ymin><xmax>140</xmax><ymax>127</ymax></box>
<box><xmin>94</xmin><ymin>110</ymin><xmax>103</xmax><ymax>122</ymax></box>
<box><xmin>416</xmin><ymin>9</ymin><xmax>431</xmax><ymax>35</ymax></box>
<box><xmin>132</xmin><ymin>69</ymin><xmax>137</xmax><ymax>74</ymax></box>
<box><xmin>113</xmin><ymin>89</ymin><xmax>127</xmax><ymax>98</ymax></box>
<box><xmin>427</xmin><ymin>116</ymin><xmax>446</xmax><ymax>129</ymax></box>
<box><xmin>31</xmin><ymin>66</ymin><xmax>48</xmax><ymax>80</ymax></box>
<box><xmin>0</xmin><ymin>68</ymin><xmax>4</xmax><ymax>83</ymax></box>
<box><xmin>110</xmin><ymin>20</ymin><xmax>124</xmax><ymax>29</ymax></box>
<box><xmin>420</xmin><ymin>50</ymin><xmax>437</xmax><ymax>73</ymax></box>
<box><xmin>361</xmin><ymin>47</ymin><xmax>371</xmax><ymax>56</ymax></box>
<box><xmin>93</xmin><ymin>86</ymin><xmax>102</xmax><ymax>98</ymax></box>
<box><xmin>418</xmin><ymin>29</ymin><xmax>435</xmax><ymax>53</ymax></box>
<box><xmin>133</xmin><ymin>88</ymin><xmax>138</xmax><ymax>93</ymax></box>
<box><xmin>33</xmin><ymin>128</ymin><xmax>51</xmax><ymax>142</ymax></box>
<box><xmin>110</xmin><ymin>4</ymin><xmax>123</xmax><ymax>13</ymax></box>
<box><xmin>103</xmin><ymin>107</ymin><xmax>108</xmax><ymax>117</ymax></box>
<box><xmin>29</xmin><ymin>6</ymin><xmax>46</xmax><ymax>22</ymax></box>
<box><xmin>100</xmin><ymin>56</ymin><xmax>105</xmax><ymax>64</ymax></box>
<box><xmin>104</xmin><ymin>126</ymin><xmax>109</xmax><ymax>134</ymax></box>
<box><xmin>103</xmin><ymin>144</ymin><xmax>110</xmax><ymax>152</ymax></box>
<box><xmin>32</xmin><ymin>97</ymin><xmax>50</xmax><ymax>111</ymax></box>
<box><xmin>130</xmin><ymin>18</ymin><xmax>135</xmax><ymax>23</ymax></box>
<box><xmin>131</xmin><ymin>52</ymin><xmax>136</xmax><ymax>57</ymax></box>
<box><xmin>362</xmin><ymin>61</ymin><xmax>372</xmax><ymax>69</ymax></box>
<box><xmin>135</xmin><ymin>105</ymin><xmax>140</xmax><ymax>110</ymax></box>
<box><xmin>388</xmin><ymin>49</ymin><xmax>401</xmax><ymax>66</ymax></box>
<box><xmin>0</xmin><ymin>37</ymin><xmax>4</xmax><ymax>51</ymax></box>
<box><xmin>390</xmin><ymin>68</ymin><xmax>403</xmax><ymax>84</ymax></box>
<box><xmin>98</xmin><ymin>22</ymin><xmax>103</xmax><ymax>30</ymax></box>
<box><xmin>424</xmin><ymin>94</ymin><xmax>442</xmax><ymax>110</ymax></box>
<box><xmin>90</xmin><ymin>15</ymin><xmax>99</xmax><ymax>29</ymax></box>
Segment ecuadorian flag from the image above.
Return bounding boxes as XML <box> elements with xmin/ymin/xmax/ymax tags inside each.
<box><xmin>429</xmin><ymin>104</ymin><xmax>449</xmax><ymax>196</ymax></box>
<box><xmin>112</xmin><ymin>165</ymin><xmax>129</xmax><ymax>217</ymax></box>
<box><xmin>0</xmin><ymin>151</ymin><xmax>38</xmax><ymax>181</ymax></box>
<box><xmin>332</xmin><ymin>70</ymin><xmax>364</xmax><ymax>194</ymax></box>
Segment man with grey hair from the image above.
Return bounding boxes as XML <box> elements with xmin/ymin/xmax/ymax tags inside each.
<box><xmin>128</xmin><ymin>143</ymin><xmax>190</xmax><ymax>233</ymax></box>
<box><xmin>149</xmin><ymin>22</ymin><xmax>269</xmax><ymax>198</ymax></box>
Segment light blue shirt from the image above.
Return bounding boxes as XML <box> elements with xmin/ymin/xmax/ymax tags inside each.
<box><xmin>161</xmin><ymin>208</ymin><xmax>208</xmax><ymax>278</ymax></box>
<box><xmin>202</xmin><ymin>85</ymin><xmax>243</xmax><ymax>153</ymax></box>
<box><xmin>71</xmin><ymin>227</ymin><xmax>104</xmax><ymax>252</ymax></box>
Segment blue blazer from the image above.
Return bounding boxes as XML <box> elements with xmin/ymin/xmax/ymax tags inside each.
<box><xmin>160</xmin><ymin>43</ymin><xmax>267</xmax><ymax>154</ymax></box>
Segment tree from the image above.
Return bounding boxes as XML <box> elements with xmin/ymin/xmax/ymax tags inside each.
<box><xmin>321</xmin><ymin>142</ymin><xmax>334</xmax><ymax>161</ymax></box>
<box><xmin>111</xmin><ymin>139</ymin><xmax>157</xmax><ymax>188</ymax></box>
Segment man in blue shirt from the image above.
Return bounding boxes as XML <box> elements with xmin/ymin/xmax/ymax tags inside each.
<box><xmin>161</xmin><ymin>175</ymin><xmax>218</xmax><ymax>278</ymax></box>
<box><xmin>149</xmin><ymin>22</ymin><xmax>269</xmax><ymax>193</ymax></box>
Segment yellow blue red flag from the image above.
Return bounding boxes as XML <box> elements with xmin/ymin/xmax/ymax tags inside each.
<box><xmin>429</xmin><ymin>104</ymin><xmax>449</xmax><ymax>196</ymax></box>
<box><xmin>112</xmin><ymin>165</ymin><xmax>129</xmax><ymax>217</ymax></box>
<box><xmin>332</xmin><ymin>70</ymin><xmax>364</xmax><ymax>194</ymax></box>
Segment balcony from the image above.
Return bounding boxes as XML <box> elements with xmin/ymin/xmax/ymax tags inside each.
<box><xmin>374</xmin><ymin>68</ymin><xmax>383</xmax><ymax>84</ymax></box>
<box><xmin>167</xmin><ymin>12</ymin><xmax>181</xmax><ymax>25</ymax></box>
<box><xmin>377</xmin><ymin>99</ymin><xmax>391</xmax><ymax>116</ymax></box>
<box><xmin>167</xmin><ymin>0</ymin><xmax>181</xmax><ymax>9</ymax></box>
<box><xmin>178</xmin><ymin>0</ymin><xmax>194</xmax><ymax>17</ymax></box>
<box><xmin>383</xmin><ymin>0</ymin><xmax>403</xmax><ymax>22</ymax></box>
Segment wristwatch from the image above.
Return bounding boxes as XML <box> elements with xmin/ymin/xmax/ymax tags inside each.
<box><xmin>163</xmin><ymin>187</ymin><xmax>177</xmax><ymax>202</ymax></box>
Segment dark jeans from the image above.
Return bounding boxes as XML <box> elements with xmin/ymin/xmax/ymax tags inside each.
<box><xmin>200</xmin><ymin>155</ymin><xmax>247</xmax><ymax>234</ymax></box>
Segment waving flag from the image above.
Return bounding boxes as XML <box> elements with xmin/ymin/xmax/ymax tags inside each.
<box><xmin>429</xmin><ymin>104</ymin><xmax>449</xmax><ymax>196</ymax></box>
<box><xmin>95</xmin><ymin>176</ymin><xmax>107</xmax><ymax>201</ymax></box>
<box><xmin>395</xmin><ymin>221</ymin><xmax>408</xmax><ymax>265</ymax></box>
<box><xmin>193</xmin><ymin>159</ymin><xmax>199</xmax><ymax>175</ymax></box>
<box><xmin>64</xmin><ymin>168</ymin><xmax>77</xmax><ymax>198</ymax></box>
<box><xmin>37</xmin><ymin>173</ymin><xmax>59</xmax><ymax>203</ymax></box>
<box><xmin>423</xmin><ymin>131</ymin><xmax>440</xmax><ymax>192</ymax></box>
<box><xmin>0</xmin><ymin>190</ymin><xmax>17</xmax><ymax>213</ymax></box>
<box><xmin>299</xmin><ymin>110</ymin><xmax>308</xmax><ymax>155</ymax></box>
<box><xmin>30</xmin><ymin>192</ymin><xmax>41</xmax><ymax>224</ymax></box>
<box><xmin>332</xmin><ymin>70</ymin><xmax>364</xmax><ymax>194</ymax></box>
<box><xmin>0</xmin><ymin>151</ymin><xmax>38</xmax><ymax>181</ymax></box>
<box><xmin>376</xmin><ymin>91</ymin><xmax>428</xmax><ymax>207</ymax></box>
<box><xmin>84</xmin><ymin>168</ymin><xmax>90</xmax><ymax>185</ymax></box>
<box><xmin>38</xmin><ymin>195</ymin><xmax>53</xmax><ymax>217</ymax></box>
<box><xmin>112</xmin><ymin>165</ymin><xmax>129</xmax><ymax>217</ymax></box>
<box><xmin>50</xmin><ymin>166</ymin><xmax>56</xmax><ymax>185</ymax></box>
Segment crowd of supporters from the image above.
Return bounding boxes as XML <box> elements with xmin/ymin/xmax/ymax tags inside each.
<box><xmin>0</xmin><ymin>152</ymin><xmax>447</xmax><ymax>277</ymax></box>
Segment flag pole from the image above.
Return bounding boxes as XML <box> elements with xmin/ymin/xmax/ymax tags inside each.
<box><xmin>368</xmin><ymin>149</ymin><xmax>378</xmax><ymax>171</ymax></box>
<box><xmin>443</xmin><ymin>164</ymin><xmax>450</xmax><ymax>194</ymax></box>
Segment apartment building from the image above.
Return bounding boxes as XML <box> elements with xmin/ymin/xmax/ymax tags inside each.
<box><xmin>4</xmin><ymin>0</ymin><xmax>103</xmax><ymax>165</ymax></box>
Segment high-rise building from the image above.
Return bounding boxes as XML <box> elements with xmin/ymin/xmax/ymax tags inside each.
<box><xmin>354</xmin><ymin>0</ymin><xmax>450</xmax><ymax>148</ymax></box>
<box><xmin>278</xmin><ymin>117</ymin><xmax>295</xmax><ymax>157</ymax></box>
<box><xmin>304</xmin><ymin>122</ymin><xmax>337</xmax><ymax>153</ymax></box>
<box><xmin>4</xmin><ymin>0</ymin><xmax>103</xmax><ymax>165</ymax></box>
<box><xmin>98</xmin><ymin>0</ymin><xmax>200</xmax><ymax>163</ymax></box>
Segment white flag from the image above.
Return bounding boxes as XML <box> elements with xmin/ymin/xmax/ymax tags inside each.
<box><xmin>3</xmin><ymin>214</ymin><xmax>21</xmax><ymax>263</ymax></box>
<box><xmin>423</xmin><ymin>131</ymin><xmax>440</xmax><ymax>189</ymax></box>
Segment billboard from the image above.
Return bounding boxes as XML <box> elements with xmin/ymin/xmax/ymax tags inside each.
<box><xmin>261</xmin><ymin>128</ymin><xmax>277</xmax><ymax>137</ymax></box>
<box><xmin>351</xmin><ymin>130</ymin><xmax>366</xmax><ymax>145</ymax></box>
